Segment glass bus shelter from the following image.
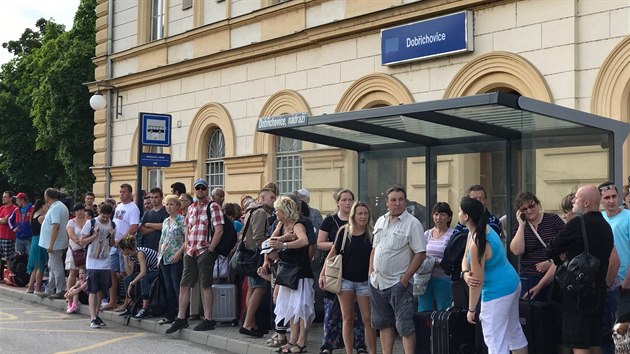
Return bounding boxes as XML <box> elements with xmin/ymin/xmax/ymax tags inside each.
<box><xmin>257</xmin><ymin>92</ymin><xmax>630</xmax><ymax>242</ymax></box>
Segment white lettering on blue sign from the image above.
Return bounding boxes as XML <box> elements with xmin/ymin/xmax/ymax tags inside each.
<box><xmin>406</xmin><ymin>32</ymin><xmax>447</xmax><ymax>47</ymax></box>
<box><xmin>257</xmin><ymin>112</ymin><xmax>308</xmax><ymax>130</ymax></box>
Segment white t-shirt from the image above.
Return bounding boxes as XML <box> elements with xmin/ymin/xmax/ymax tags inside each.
<box><xmin>113</xmin><ymin>201</ymin><xmax>140</xmax><ymax>242</ymax></box>
<box><xmin>81</xmin><ymin>218</ymin><xmax>115</xmax><ymax>270</ymax></box>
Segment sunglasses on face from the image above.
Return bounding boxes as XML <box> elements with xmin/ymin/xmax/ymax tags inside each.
<box><xmin>519</xmin><ymin>203</ymin><xmax>537</xmax><ymax>213</ymax></box>
<box><xmin>195</xmin><ymin>186</ymin><xmax>207</xmax><ymax>191</ymax></box>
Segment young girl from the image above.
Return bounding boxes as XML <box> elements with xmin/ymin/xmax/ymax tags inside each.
<box><xmin>64</xmin><ymin>268</ymin><xmax>88</xmax><ymax>313</ymax></box>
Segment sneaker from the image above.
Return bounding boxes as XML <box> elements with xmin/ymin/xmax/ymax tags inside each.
<box><xmin>90</xmin><ymin>319</ymin><xmax>101</xmax><ymax>329</ymax></box>
<box><xmin>165</xmin><ymin>318</ymin><xmax>189</xmax><ymax>334</ymax></box>
<box><xmin>95</xmin><ymin>316</ymin><xmax>106</xmax><ymax>327</ymax></box>
<box><xmin>36</xmin><ymin>292</ymin><xmax>50</xmax><ymax>298</ymax></box>
<box><xmin>158</xmin><ymin>318</ymin><xmax>174</xmax><ymax>325</ymax></box>
<box><xmin>193</xmin><ymin>319</ymin><xmax>216</xmax><ymax>331</ymax></box>
<box><xmin>133</xmin><ymin>308</ymin><xmax>150</xmax><ymax>320</ymax></box>
<box><xmin>118</xmin><ymin>309</ymin><xmax>131</xmax><ymax>317</ymax></box>
<box><xmin>67</xmin><ymin>303</ymin><xmax>78</xmax><ymax>314</ymax></box>
<box><xmin>48</xmin><ymin>292</ymin><xmax>64</xmax><ymax>300</ymax></box>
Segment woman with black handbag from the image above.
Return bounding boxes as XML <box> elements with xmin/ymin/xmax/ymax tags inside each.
<box><xmin>267</xmin><ymin>196</ymin><xmax>314</xmax><ymax>353</ymax></box>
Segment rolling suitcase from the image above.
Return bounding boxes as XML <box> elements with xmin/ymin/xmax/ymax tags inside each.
<box><xmin>431</xmin><ymin>308</ymin><xmax>476</xmax><ymax>354</ymax></box>
<box><xmin>414</xmin><ymin>311</ymin><xmax>433</xmax><ymax>354</ymax></box>
<box><xmin>212</xmin><ymin>283</ymin><xmax>238</xmax><ymax>325</ymax></box>
<box><xmin>519</xmin><ymin>298</ymin><xmax>557</xmax><ymax>354</ymax></box>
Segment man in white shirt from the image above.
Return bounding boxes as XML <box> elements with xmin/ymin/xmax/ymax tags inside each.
<box><xmin>102</xmin><ymin>183</ymin><xmax>140</xmax><ymax>310</ymax></box>
<box><xmin>369</xmin><ymin>185</ymin><xmax>426</xmax><ymax>354</ymax></box>
<box><xmin>38</xmin><ymin>188</ymin><xmax>69</xmax><ymax>299</ymax></box>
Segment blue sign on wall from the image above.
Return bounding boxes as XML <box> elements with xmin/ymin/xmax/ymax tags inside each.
<box><xmin>141</xmin><ymin>112</ymin><xmax>172</xmax><ymax>146</ymax></box>
<box><xmin>140</xmin><ymin>153</ymin><xmax>171</xmax><ymax>167</ymax></box>
<box><xmin>381</xmin><ymin>11</ymin><xmax>473</xmax><ymax>66</ymax></box>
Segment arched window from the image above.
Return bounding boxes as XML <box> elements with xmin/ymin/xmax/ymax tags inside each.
<box><xmin>276</xmin><ymin>136</ymin><xmax>302</xmax><ymax>194</ymax></box>
<box><xmin>206</xmin><ymin>129</ymin><xmax>225</xmax><ymax>190</ymax></box>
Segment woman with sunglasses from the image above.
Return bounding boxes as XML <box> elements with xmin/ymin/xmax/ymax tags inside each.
<box><xmin>510</xmin><ymin>192</ymin><xmax>565</xmax><ymax>300</ymax></box>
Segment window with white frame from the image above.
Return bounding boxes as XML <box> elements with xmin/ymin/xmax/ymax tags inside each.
<box><xmin>147</xmin><ymin>146</ymin><xmax>163</xmax><ymax>190</ymax></box>
<box><xmin>276</xmin><ymin>136</ymin><xmax>302</xmax><ymax>194</ymax></box>
<box><xmin>151</xmin><ymin>0</ymin><xmax>165</xmax><ymax>41</ymax></box>
<box><xmin>206</xmin><ymin>129</ymin><xmax>225</xmax><ymax>191</ymax></box>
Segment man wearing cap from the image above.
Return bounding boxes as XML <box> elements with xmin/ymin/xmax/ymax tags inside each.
<box><xmin>296</xmin><ymin>188</ymin><xmax>323</xmax><ymax>234</ymax></box>
<box><xmin>9</xmin><ymin>193</ymin><xmax>34</xmax><ymax>255</ymax></box>
<box><xmin>166</xmin><ymin>178</ymin><xmax>223</xmax><ymax>333</ymax></box>
<box><xmin>239</xmin><ymin>186</ymin><xmax>276</xmax><ymax>337</ymax></box>
<box><xmin>0</xmin><ymin>191</ymin><xmax>18</xmax><ymax>260</ymax></box>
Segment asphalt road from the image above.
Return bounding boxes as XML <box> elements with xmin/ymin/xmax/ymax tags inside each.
<box><xmin>0</xmin><ymin>295</ymin><xmax>232</xmax><ymax>354</ymax></box>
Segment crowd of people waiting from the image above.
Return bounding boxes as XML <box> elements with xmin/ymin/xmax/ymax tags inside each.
<box><xmin>1</xmin><ymin>179</ymin><xmax>630</xmax><ymax>354</ymax></box>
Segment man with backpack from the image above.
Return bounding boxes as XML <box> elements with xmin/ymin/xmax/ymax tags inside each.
<box><xmin>166</xmin><ymin>178</ymin><xmax>223</xmax><ymax>334</ymax></box>
<box><xmin>80</xmin><ymin>203</ymin><xmax>116</xmax><ymax>328</ymax></box>
<box><xmin>239</xmin><ymin>186</ymin><xmax>276</xmax><ymax>337</ymax></box>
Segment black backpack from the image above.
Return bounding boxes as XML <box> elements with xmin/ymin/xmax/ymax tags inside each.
<box><xmin>440</xmin><ymin>231</ymin><xmax>468</xmax><ymax>281</ymax></box>
<box><xmin>9</xmin><ymin>253</ymin><xmax>29</xmax><ymax>287</ymax></box>
<box><xmin>207</xmin><ymin>202</ymin><xmax>237</xmax><ymax>256</ymax></box>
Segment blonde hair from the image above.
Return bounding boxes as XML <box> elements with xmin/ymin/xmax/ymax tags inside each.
<box><xmin>273</xmin><ymin>196</ymin><xmax>299</xmax><ymax>222</ymax></box>
<box><xmin>164</xmin><ymin>194</ymin><xmax>181</xmax><ymax>208</ymax></box>
<box><xmin>346</xmin><ymin>201</ymin><xmax>373</xmax><ymax>243</ymax></box>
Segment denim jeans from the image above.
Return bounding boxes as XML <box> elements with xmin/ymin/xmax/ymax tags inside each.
<box><xmin>161</xmin><ymin>260</ymin><xmax>183</xmax><ymax>320</ymax></box>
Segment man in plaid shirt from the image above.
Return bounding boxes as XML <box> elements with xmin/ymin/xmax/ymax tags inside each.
<box><xmin>166</xmin><ymin>178</ymin><xmax>224</xmax><ymax>333</ymax></box>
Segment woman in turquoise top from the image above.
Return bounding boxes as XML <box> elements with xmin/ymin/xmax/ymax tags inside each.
<box><xmin>459</xmin><ymin>197</ymin><xmax>528</xmax><ymax>354</ymax></box>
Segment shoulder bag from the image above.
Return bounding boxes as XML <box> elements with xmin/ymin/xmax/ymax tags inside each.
<box><xmin>275</xmin><ymin>260</ymin><xmax>300</xmax><ymax>290</ymax></box>
<box><xmin>323</xmin><ymin>225</ymin><xmax>348</xmax><ymax>294</ymax></box>
<box><xmin>555</xmin><ymin>215</ymin><xmax>600</xmax><ymax>300</ymax></box>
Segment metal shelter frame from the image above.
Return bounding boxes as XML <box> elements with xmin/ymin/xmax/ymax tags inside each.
<box><xmin>257</xmin><ymin>92</ymin><xmax>630</xmax><ymax>234</ymax></box>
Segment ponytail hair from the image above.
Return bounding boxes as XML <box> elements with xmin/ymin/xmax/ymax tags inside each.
<box><xmin>460</xmin><ymin>197</ymin><xmax>487</xmax><ymax>263</ymax></box>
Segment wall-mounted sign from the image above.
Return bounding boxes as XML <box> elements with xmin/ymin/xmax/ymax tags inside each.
<box><xmin>257</xmin><ymin>112</ymin><xmax>308</xmax><ymax>131</ymax></box>
<box><xmin>381</xmin><ymin>11</ymin><xmax>473</xmax><ymax>66</ymax></box>
<box><xmin>141</xmin><ymin>112</ymin><xmax>172</xmax><ymax>146</ymax></box>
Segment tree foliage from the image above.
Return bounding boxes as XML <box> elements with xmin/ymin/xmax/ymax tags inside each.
<box><xmin>0</xmin><ymin>0</ymin><xmax>96</xmax><ymax>199</ymax></box>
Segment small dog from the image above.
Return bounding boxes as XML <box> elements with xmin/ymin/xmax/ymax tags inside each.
<box><xmin>613</xmin><ymin>322</ymin><xmax>630</xmax><ymax>353</ymax></box>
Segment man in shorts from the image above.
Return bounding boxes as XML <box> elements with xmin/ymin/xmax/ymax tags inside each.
<box><xmin>81</xmin><ymin>204</ymin><xmax>116</xmax><ymax>328</ymax></box>
<box><xmin>369</xmin><ymin>185</ymin><xmax>426</xmax><ymax>354</ymax></box>
<box><xmin>166</xmin><ymin>178</ymin><xmax>223</xmax><ymax>333</ymax></box>
<box><xmin>0</xmin><ymin>191</ymin><xmax>18</xmax><ymax>261</ymax></box>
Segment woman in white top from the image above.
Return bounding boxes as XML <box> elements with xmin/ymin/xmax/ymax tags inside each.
<box><xmin>65</xmin><ymin>203</ymin><xmax>88</xmax><ymax>291</ymax></box>
<box><xmin>418</xmin><ymin>202</ymin><xmax>455</xmax><ymax>311</ymax></box>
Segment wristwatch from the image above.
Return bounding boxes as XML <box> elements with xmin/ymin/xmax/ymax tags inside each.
<box><xmin>460</xmin><ymin>270</ymin><xmax>470</xmax><ymax>279</ymax></box>
<box><xmin>282</xmin><ymin>242</ymin><xmax>288</xmax><ymax>251</ymax></box>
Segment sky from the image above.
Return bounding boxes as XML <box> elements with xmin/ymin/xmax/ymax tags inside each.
<box><xmin>0</xmin><ymin>0</ymin><xmax>81</xmax><ymax>66</ymax></box>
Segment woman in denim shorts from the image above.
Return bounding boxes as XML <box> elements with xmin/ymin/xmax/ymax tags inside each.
<box><xmin>320</xmin><ymin>202</ymin><xmax>376</xmax><ymax>354</ymax></box>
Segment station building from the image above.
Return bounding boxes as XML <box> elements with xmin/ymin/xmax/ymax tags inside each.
<box><xmin>90</xmin><ymin>0</ymin><xmax>630</xmax><ymax>220</ymax></box>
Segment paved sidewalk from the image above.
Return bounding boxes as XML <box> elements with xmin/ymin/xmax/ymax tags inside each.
<box><xmin>0</xmin><ymin>283</ymin><xmax>403</xmax><ymax>354</ymax></box>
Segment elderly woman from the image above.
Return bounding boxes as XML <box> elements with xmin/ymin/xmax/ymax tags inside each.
<box><xmin>157</xmin><ymin>195</ymin><xmax>186</xmax><ymax>325</ymax></box>
<box><xmin>510</xmin><ymin>192</ymin><xmax>565</xmax><ymax>300</ymax></box>
<box><xmin>419</xmin><ymin>202</ymin><xmax>455</xmax><ymax>311</ymax></box>
<box><xmin>268</xmin><ymin>196</ymin><xmax>314</xmax><ymax>354</ymax></box>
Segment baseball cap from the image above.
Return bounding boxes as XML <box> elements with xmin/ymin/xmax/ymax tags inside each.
<box><xmin>193</xmin><ymin>178</ymin><xmax>208</xmax><ymax>188</ymax></box>
<box><xmin>296</xmin><ymin>188</ymin><xmax>310</xmax><ymax>198</ymax></box>
<box><xmin>16</xmin><ymin>193</ymin><xmax>28</xmax><ymax>201</ymax></box>
<box><xmin>260</xmin><ymin>239</ymin><xmax>274</xmax><ymax>254</ymax></box>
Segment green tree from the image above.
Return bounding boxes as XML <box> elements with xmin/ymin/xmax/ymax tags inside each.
<box><xmin>0</xmin><ymin>0</ymin><xmax>96</xmax><ymax>199</ymax></box>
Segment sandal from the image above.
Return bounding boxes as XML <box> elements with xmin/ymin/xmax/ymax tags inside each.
<box><xmin>267</xmin><ymin>333</ymin><xmax>288</xmax><ymax>347</ymax></box>
<box><xmin>276</xmin><ymin>343</ymin><xmax>294</xmax><ymax>353</ymax></box>
<box><xmin>284</xmin><ymin>345</ymin><xmax>307</xmax><ymax>353</ymax></box>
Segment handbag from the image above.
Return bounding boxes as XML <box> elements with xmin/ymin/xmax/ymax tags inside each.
<box><xmin>148</xmin><ymin>271</ymin><xmax>168</xmax><ymax>317</ymax></box>
<box><xmin>555</xmin><ymin>215</ymin><xmax>600</xmax><ymax>300</ymax></box>
<box><xmin>229</xmin><ymin>240</ymin><xmax>261</xmax><ymax>277</ymax></box>
<box><xmin>72</xmin><ymin>248</ymin><xmax>87</xmax><ymax>268</ymax></box>
<box><xmin>323</xmin><ymin>226</ymin><xmax>348</xmax><ymax>294</ymax></box>
<box><xmin>275</xmin><ymin>260</ymin><xmax>299</xmax><ymax>290</ymax></box>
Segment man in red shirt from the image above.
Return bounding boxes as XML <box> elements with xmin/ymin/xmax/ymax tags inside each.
<box><xmin>0</xmin><ymin>191</ymin><xmax>18</xmax><ymax>260</ymax></box>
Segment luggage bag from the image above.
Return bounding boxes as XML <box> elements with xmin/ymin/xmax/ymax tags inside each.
<box><xmin>431</xmin><ymin>308</ymin><xmax>476</xmax><ymax>354</ymax></box>
<box><xmin>212</xmin><ymin>283</ymin><xmax>238</xmax><ymax>325</ymax></box>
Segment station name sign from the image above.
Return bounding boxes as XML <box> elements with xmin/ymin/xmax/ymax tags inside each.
<box><xmin>257</xmin><ymin>112</ymin><xmax>308</xmax><ymax>131</ymax></box>
<box><xmin>381</xmin><ymin>11</ymin><xmax>473</xmax><ymax>66</ymax></box>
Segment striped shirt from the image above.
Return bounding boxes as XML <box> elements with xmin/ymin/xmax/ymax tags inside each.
<box><xmin>512</xmin><ymin>213</ymin><xmax>565</xmax><ymax>276</ymax></box>
<box><xmin>129</xmin><ymin>247</ymin><xmax>159</xmax><ymax>270</ymax></box>
<box><xmin>424</xmin><ymin>227</ymin><xmax>455</xmax><ymax>278</ymax></box>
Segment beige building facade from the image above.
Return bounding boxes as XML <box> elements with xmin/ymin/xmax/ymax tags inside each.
<box><xmin>91</xmin><ymin>0</ymin><xmax>630</xmax><ymax>217</ymax></box>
